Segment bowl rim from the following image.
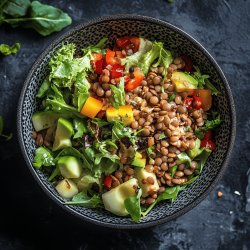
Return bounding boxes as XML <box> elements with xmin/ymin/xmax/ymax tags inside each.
<box><xmin>17</xmin><ymin>14</ymin><xmax>236</xmax><ymax>229</ymax></box>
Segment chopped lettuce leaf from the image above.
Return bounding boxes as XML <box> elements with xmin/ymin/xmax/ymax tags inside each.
<box><xmin>121</xmin><ymin>38</ymin><xmax>152</xmax><ymax>72</ymax></box>
<box><xmin>139</xmin><ymin>41</ymin><xmax>172</xmax><ymax>75</ymax></box>
<box><xmin>109</xmin><ymin>77</ymin><xmax>125</xmax><ymax>109</ymax></box>
<box><xmin>36</xmin><ymin>76</ymin><xmax>51</xmax><ymax>98</ymax></box>
<box><xmin>33</xmin><ymin>146</ymin><xmax>55</xmax><ymax>168</ymax></box>
<box><xmin>192</xmin><ymin>66</ymin><xmax>210</xmax><ymax>88</ymax></box>
<box><xmin>0</xmin><ymin>42</ymin><xmax>20</xmax><ymax>56</ymax></box>
<box><xmin>195</xmin><ymin>113</ymin><xmax>222</xmax><ymax>139</ymax></box>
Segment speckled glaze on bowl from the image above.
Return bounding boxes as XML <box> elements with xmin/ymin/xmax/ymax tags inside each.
<box><xmin>17</xmin><ymin>15</ymin><xmax>236</xmax><ymax>229</ymax></box>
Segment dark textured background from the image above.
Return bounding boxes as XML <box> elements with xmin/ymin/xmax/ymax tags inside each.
<box><xmin>0</xmin><ymin>0</ymin><xmax>249</xmax><ymax>249</ymax></box>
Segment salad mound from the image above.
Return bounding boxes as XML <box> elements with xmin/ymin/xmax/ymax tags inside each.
<box><xmin>32</xmin><ymin>36</ymin><xmax>221</xmax><ymax>222</ymax></box>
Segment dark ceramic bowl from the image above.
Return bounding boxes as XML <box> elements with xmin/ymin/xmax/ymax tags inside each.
<box><xmin>17</xmin><ymin>15</ymin><xmax>236</xmax><ymax>229</ymax></box>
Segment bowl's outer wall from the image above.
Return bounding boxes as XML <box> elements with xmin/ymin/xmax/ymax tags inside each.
<box><xmin>17</xmin><ymin>15</ymin><xmax>235</xmax><ymax>229</ymax></box>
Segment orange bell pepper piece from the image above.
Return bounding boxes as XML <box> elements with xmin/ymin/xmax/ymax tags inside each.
<box><xmin>80</xmin><ymin>96</ymin><xmax>103</xmax><ymax>118</ymax></box>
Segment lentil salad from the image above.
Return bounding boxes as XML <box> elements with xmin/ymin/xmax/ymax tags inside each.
<box><xmin>32</xmin><ymin>36</ymin><xmax>221</xmax><ymax>222</ymax></box>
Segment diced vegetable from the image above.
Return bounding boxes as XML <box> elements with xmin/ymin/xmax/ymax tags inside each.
<box><xmin>80</xmin><ymin>96</ymin><xmax>103</xmax><ymax>118</ymax></box>
<box><xmin>193</xmin><ymin>96</ymin><xmax>202</xmax><ymax>110</ymax></box>
<box><xmin>106</xmin><ymin>105</ymin><xmax>134</xmax><ymax>125</ymax></box>
<box><xmin>103</xmin><ymin>175</ymin><xmax>112</xmax><ymax>189</ymax></box>
<box><xmin>105</xmin><ymin>49</ymin><xmax>117</xmax><ymax>65</ymax></box>
<box><xmin>58</xmin><ymin>156</ymin><xmax>82</xmax><ymax>178</ymax></box>
<box><xmin>56</xmin><ymin>179</ymin><xmax>78</xmax><ymax>199</ymax></box>
<box><xmin>193</xmin><ymin>89</ymin><xmax>212</xmax><ymax>111</ymax></box>
<box><xmin>134</xmin><ymin>168</ymin><xmax>159</xmax><ymax>197</ymax></box>
<box><xmin>102</xmin><ymin>178</ymin><xmax>138</xmax><ymax>216</ymax></box>
<box><xmin>125</xmin><ymin>68</ymin><xmax>144</xmax><ymax>91</ymax></box>
<box><xmin>52</xmin><ymin>118</ymin><xmax>74</xmax><ymax>151</ymax></box>
<box><xmin>111</xmin><ymin>64</ymin><xmax>124</xmax><ymax>78</ymax></box>
<box><xmin>171</xmin><ymin>72</ymin><xmax>198</xmax><ymax>92</ymax></box>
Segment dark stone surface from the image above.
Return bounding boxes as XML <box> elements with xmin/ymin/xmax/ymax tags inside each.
<box><xmin>0</xmin><ymin>0</ymin><xmax>249</xmax><ymax>249</ymax></box>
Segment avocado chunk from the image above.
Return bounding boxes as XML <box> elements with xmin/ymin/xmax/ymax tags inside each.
<box><xmin>187</xmin><ymin>138</ymin><xmax>201</xmax><ymax>159</ymax></box>
<box><xmin>131</xmin><ymin>152</ymin><xmax>146</xmax><ymax>168</ymax></box>
<box><xmin>102</xmin><ymin>178</ymin><xmax>138</xmax><ymax>216</ymax></box>
<box><xmin>52</xmin><ymin>118</ymin><xmax>73</xmax><ymax>151</ymax></box>
<box><xmin>55</xmin><ymin>178</ymin><xmax>78</xmax><ymax>199</ymax></box>
<box><xmin>171</xmin><ymin>72</ymin><xmax>198</xmax><ymax>92</ymax></box>
<box><xmin>57</xmin><ymin>156</ymin><xmax>82</xmax><ymax>179</ymax></box>
<box><xmin>134</xmin><ymin>168</ymin><xmax>159</xmax><ymax>197</ymax></box>
<box><xmin>32</xmin><ymin>111</ymin><xmax>60</xmax><ymax>132</ymax></box>
<box><xmin>75</xmin><ymin>172</ymin><xmax>100</xmax><ymax>191</ymax></box>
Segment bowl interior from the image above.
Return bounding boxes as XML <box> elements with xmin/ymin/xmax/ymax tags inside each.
<box><xmin>18</xmin><ymin>16</ymin><xmax>235</xmax><ymax>228</ymax></box>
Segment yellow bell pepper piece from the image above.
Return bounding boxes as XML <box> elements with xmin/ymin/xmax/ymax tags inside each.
<box><xmin>106</xmin><ymin>105</ymin><xmax>133</xmax><ymax>125</ymax></box>
<box><xmin>80</xmin><ymin>96</ymin><xmax>103</xmax><ymax>118</ymax></box>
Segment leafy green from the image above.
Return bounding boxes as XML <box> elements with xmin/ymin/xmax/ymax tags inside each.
<box><xmin>205</xmin><ymin>79</ymin><xmax>221</xmax><ymax>96</ymax></box>
<box><xmin>36</xmin><ymin>76</ymin><xmax>50</xmax><ymax>98</ymax></box>
<box><xmin>73</xmin><ymin>119</ymin><xmax>88</xmax><ymax>139</ymax></box>
<box><xmin>195</xmin><ymin>113</ymin><xmax>222</xmax><ymax>139</ymax></box>
<box><xmin>176</xmin><ymin>152</ymin><xmax>191</xmax><ymax>166</ymax></box>
<box><xmin>33</xmin><ymin>146</ymin><xmax>55</xmax><ymax>168</ymax></box>
<box><xmin>111</xmin><ymin>121</ymin><xmax>138</xmax><ymax>145</ymax></box>
<box><xmin>0</xmin><ymin>115</ymin><xmax>12</xmax><ymax>141</ymax></box>
<box><xmin>168</xmin><ymin>93</ymin><xmax>176</xmax><ymax>102</ymax></box>
<box><xmin>91</xmin><ymin>118</ymin><xmax>110</xmax><ymax>127</ymax></box>
<box><xmin>192</xmin><ymin>66</ymin><xmax>210</xmax><ymax>88</ymax></box>
<box><xmin>0</xmin><ymin>1</ymin><xmax>72</xmax><ymax>36</ymax></box>
<box><xmin>77</xmin><ymin>173</ymin><xmax>101</xmax><ymax>191</ymax></box>
<box><xmin>82</xmin><ymin>37</ymin><xmax>108</xmax><ymax>55</ymax></box>
<box><xmin>124</xmin><ymin>189</ymin><xmax>142</xmax><ymax>222</ymax></box>
<box><xmin>170</xmin><ymin>165</ymin><xmax>178</xmax><ymax>177</ymax></box>
<box><xmin>139</xmin><ymin>41</ymin><xmax>172</xmax><ymax>75</ymax></box>
<box><xmin>109</xmin><ymin>77</ymin><xmax>125</xmax><ymax>109</ymax></box>
<box><xmin>94</xmin><ymin>140</ymin><xmax>119</xmax><ymax>165</ymax></box>
<box><xmin>1</xmin><ymin>0</ymin><xmax>30</xmax><ymax>17</ymax></box>
<box><xmin>142</xmin><ymin>186</ymin><xmax>182</xmax><ymax>217</ymax></box>
<box><xmin>146</xmin><ymin>146</ymin><xmax>156</xmax><ymax>157</ymax></box>
<box><xmin>0</xmin><ymin>42</ymin><xmax>20</xmax><ymax>56</ymax></box>
<box><xmin>65</xmin><ymin>191</ymin><xmax>102</xmax><ymax>208</ymax></box>
<box><xmin>121</xmin><ymin>38</ymin><xmax>152</xmax><ymax>72</ymax></box>
<box><xmin>195</xmin><ymin>148</ymin><xmax>212</xmax><ymax>173</ymax></box>
<box><xmin>159</xmin><ymin>132</ymin><xmax>167</xmax><ymax>140</ymax></box>
<box><xmin>46</xmin><ymin>85</ymin><xmax>82</xmax><ymax>118</ymax></box>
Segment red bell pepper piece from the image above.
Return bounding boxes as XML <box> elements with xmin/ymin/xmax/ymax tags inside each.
<box><xmin>103</xmin><ymin>175</ymin><xmax>112</xmax><ymax>189</ymax></box>
<box><xmin>130</xmin><ymin>37</ymin><xmax>140</xmax><ymax>52</ymax></box>
<box><xmin>92</xmin><ymin>53</ymin><xmax>103</xmax><ymax>75</ymax></box>
<box><xmin>193</xmin><ymin>96</ymin><xmax>202</xmax><ymax>109</ymax></box>
<box><xmin>203</xmin><ymin>130</ymin><xmax>212</xmax><ymax>140</ymax></box>
<box><xmin>111</xmin><ymin>64</ymin><xmax>124</xmax><ymax>78</ymax></box>
<box><xmin>184</xmin><ymin>97</ymin><xmax>193</xmax><ymax>108</ymax></box>
<box><xmin>201</xmin><ymin>138</ymin><xmax>216</xmax><ymax>151</ymax></box>
<box><xmin>106</xmin><ymin>49</ymin><xmax>117</xmax><ymax>66</ymax></box>
<box><xmin>125</xmin><ymin>68</ymin><xmax>144</xmax><ymax>91</ymax></box>
<box><xmin>116</xmin><ymin>36</ymin><xmax>131</xmax><ymax>48</ymax></box>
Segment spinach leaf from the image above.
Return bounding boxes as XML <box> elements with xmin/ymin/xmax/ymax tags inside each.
<box><xmin>65</xmin><ymin>191</ymin><xmax>102</xmax><ymax>208</ymax></box>
<box><xmin>33</xmin><ymin>146</ymin><xmax>55</xmax><ymax>168</ymax></box>
<box><xmin>73</xmin><ymin>119</ymin><xmax>88</xmax><ymax>139</ymax></box>
<box><xmin>0</xmin><ymin>115</ymin><xmax>12</xmax><ymax>141</ymax></box>
<box><xmin>142</xmin><ymin>186</ymin><xmax>181</xmax><ymax>217</ymax></box>
<box><xmin>124</xmin><ymin>189</ymin><xmax>142</xmax><ymax>222</ymax></box>
<box><xmin>1</xmin><ymin>0</ymin><xmax>30</xmax><ymax>17</ymax></box>
<box><xmin>91</xmin><ymin>118</ymin><xmax>110</xmax><ymax>127</ymax></box>
<box><xmin>176</xmin><ymin>152</ymin><xmax>191</xmax><ymax>166</ymax></box>
<box><xmin>109</xmin><ymin>77</ymin><xmax>125</xmax><ymax>109</ymax></box>
<box><xmin>195</xmin><ymin>113</ymin><xmax>222</xmax><ymax>139</ymax></box>
<box><xmin>1</xmin><ymin>1</ymin><xmax>72</xmax><ymax>36</ymax></box>
<box><xmin>0</xmin><ymin>42</ymin><xmax>20</xmax><ymax>56</ymax></box>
